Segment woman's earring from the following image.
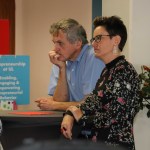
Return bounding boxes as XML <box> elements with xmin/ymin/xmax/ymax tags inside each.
<box><xmin>113</xmin><ymin>45</ymin><xmax>119</xmax><ymax>54</ymax></box>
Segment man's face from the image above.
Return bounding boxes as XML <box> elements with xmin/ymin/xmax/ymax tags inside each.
<box><xmin>52</xmin><ymin>30</ymin><xmax>81</xmax><ymax>61</ymax></box>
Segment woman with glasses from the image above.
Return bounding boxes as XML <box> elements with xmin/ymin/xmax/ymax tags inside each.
<box><xmin>61</xmin><ymin>16</ymin><xmax>141</xmax><ymax>150</ymax></box>
<box><xmin>0</xmin><ymin>120</ymin><xmax>3</xmax><ymax>150</ymax></box>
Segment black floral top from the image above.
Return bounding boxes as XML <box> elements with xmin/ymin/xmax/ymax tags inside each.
<box><xmin>78</xmin><ymin>56</ymin><xmax>141</xmax><ymax>150</ymax></box>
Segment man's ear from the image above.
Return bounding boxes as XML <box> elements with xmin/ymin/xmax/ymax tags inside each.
<box><xmin>75</xmin><ymin>40</ymin><xmax>82</xmax><ymax>49</ymax></box>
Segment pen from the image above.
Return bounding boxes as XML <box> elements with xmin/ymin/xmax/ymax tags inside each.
<box><xmin>61</xmin><ymin>127</ymin><xmax>66</xmax><ymax>133</ymax></box>
<box><xmin>63</xmin><ymin>127</ymin><xmax>66</xmax><ymax>131</ymax></box>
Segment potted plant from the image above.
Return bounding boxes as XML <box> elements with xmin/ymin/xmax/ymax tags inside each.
<box><xmin>139</xmin><ymin>65</ymin><xmax>150</xmax><ymax>117</ymax></box>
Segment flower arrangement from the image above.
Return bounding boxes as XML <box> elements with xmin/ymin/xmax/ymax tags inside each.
<box><xmin>139</xmin><ymin>65</ymin><xmax>150</xmax><ymax>117</ymax></box>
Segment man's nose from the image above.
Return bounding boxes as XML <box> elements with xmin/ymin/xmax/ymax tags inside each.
<box><xmin>54</xmin><ymin>44</ymin><xmax>60</xmax><ymax>52</ymax></box>
<box><xmin>54</xmin><ymin>48</ymin><xmax>60</xmax><ymax>53</ymax></box>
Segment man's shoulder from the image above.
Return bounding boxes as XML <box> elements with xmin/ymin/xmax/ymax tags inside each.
<box><xmin>84</xmin><ymin>45</ymin><xmax>94</xmax><ymax>53</ymax></box>
<box><xmin>83</xmin><ymin>45</ymin><xmax>104</xmax><ymax>64</ymax></box>
<box><xmin>82</xmin><ymin>45</ymin><xmax>96</xmax><ymax>59</ymax></box>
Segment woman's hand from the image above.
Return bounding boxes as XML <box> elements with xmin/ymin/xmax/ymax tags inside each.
<box><xmin>67</xmin><ymin>106</ymin><xmax>83</xmax><ymax>122</ymax></box>
<box><xmin>61</xmin><ymin>115</ymin><xmax>74</xmax><ymax>140</ymax></box>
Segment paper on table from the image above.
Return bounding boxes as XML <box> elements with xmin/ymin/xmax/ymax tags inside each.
<box><xmin>8</xmin><ymin>111</ymin><xmax>54</xmax><ymax>115</ymax></box>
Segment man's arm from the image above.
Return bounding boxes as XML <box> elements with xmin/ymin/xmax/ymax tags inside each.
<box><xmin>52</xmin><ymin>95</ymin><xmax>88</xmax><ymax>110</ymax></box>
<box><xmin>35</xmin><ymin>95</ymin><xmax>87</xmax><ymax>111</ymax></box>
<box><xmin>50</xmin><ymin>101</ymin><xmax>81</xmax><ymax>111</ymax></box>
<box><xmin>36</xmin><ymin>99</ymin><xmax>81</xmax><ymax>111</ymax></box>
<box><xmin>53</xmin><ymin>65</ymin><xmax>69</xmax><ymax>102</ymax></box>
<box><xmin>48</xmin><ymin>50</ymin><xmax>70</xmax><ymax>102</ymax></box>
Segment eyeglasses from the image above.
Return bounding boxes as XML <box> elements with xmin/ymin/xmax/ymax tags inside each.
<box><xmin>90</xmin><ymin>34</ymin><xmax>114</xmax><ymax>44</ymax></box>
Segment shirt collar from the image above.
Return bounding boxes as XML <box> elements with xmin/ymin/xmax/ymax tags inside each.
<box><xmin>67</xmin><ymin>44</ymin><xmax>89</xmax><ymax>65</ymax></box>
<box><xmin>106</xmin><ymin>55</ymin><xmax>125</xmax><ymax>69</ymax></box>
<box><xmin>75</xmin><ymin>44</ymin><xmax>89</xmax><ymax>62</ymax></box>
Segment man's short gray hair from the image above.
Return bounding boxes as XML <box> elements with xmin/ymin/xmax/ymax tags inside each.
<box><xmin>49</xmin><ymin>18</ymin><xmax>88</xmax><ymax>45</ymax></box>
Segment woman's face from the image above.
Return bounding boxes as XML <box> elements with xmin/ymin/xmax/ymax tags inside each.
<box><xmin>91</xmin><ymin>26</ymin><xmax>115</xmax><ymax>60</ymax></box>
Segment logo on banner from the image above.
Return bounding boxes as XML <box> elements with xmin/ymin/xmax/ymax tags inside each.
<box><xmin>0</xmin><ymin>55</ymin><xmax>30</xmax><ymax>105</ymax></box>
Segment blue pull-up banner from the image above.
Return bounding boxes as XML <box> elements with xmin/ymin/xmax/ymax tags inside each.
<box><xmin>0</xmin><ymin>55</ymin><xmax>30</xmax><ymax>105</ymax></box>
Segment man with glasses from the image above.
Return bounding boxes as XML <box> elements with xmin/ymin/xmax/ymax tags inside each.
<box><xmin>35</xmin><ymin>18</ymin><xmax>105</xmax><ymax>111</ymax></box>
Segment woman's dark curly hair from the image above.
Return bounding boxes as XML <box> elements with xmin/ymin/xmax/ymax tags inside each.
<box><xmin>93</xmin><ymin>16</ymin><xmax>127</xmax><ymax>51</ymax></box>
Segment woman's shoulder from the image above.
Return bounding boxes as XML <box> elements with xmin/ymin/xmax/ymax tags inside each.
<box><xmin>114</xmin><ymin>59</ymin><xmax>140</xmax><ymax>81</ymax></box>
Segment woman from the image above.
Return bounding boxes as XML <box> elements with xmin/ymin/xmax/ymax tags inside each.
<box><xmin>0</xmin><ymin>120</ymin><xmax>3</xmax><ymax>150</ymax></box>
<box><xmin>61</xmin><ymin>16</ymin><xmax>141</xmax><ymax>150</ymax></box>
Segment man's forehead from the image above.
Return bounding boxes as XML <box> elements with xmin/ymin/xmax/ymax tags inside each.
<box><xmin>52</xmin><ymin>32</ymin><xmax>67</xmax><ymax>41</ymax></box>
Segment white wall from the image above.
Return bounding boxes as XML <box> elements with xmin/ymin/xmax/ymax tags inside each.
<box><xmin>129</xmin><ymin>0</ymin><xmax>150</xmax><ymax>71</ymax></box>
<box><xmin>129</xmin><ymin>1</ymin><xmax>150</xmax><ymax>150</ymax></box>
<box><xmin>102</xmin><ymin>0</ymin><xmax>130</xmax><ymax>59</ymax></box>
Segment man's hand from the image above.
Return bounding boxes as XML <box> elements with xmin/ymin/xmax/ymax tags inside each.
<box><xmin>49</xmin><ymin>49</ymin><xmax>66</xmax><ymax>69</ymax></box>
<box><xmin>35</xmin><ymin>97</ymin><xmax>57</xmax><ymax>110</ymax></box>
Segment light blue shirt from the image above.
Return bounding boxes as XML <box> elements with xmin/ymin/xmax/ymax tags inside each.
<box><xmin>48</xmin><ymin>44</ymin><xmax>105</xmax><ymax>101</ymax></box>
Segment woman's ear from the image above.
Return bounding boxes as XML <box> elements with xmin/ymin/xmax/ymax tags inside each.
<box><xmin>112</xmin><ymin>35</ymin><xmax>121</xmax><ymax>54</ymax></box>
<box><xmin>114</xmin><ymin>35</ymin><xmax>121</xmax><ymax>46</ymax></box>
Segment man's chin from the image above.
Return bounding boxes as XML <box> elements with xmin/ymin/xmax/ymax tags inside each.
<box><xmin>58</xmin><ymin>58</ymin><xmax>66</xmax><ymax>62</ymax></box>
<box><xmin>94</xmin><ymin>52</ymin><xmax>98</xmax><ymax>57</ymax></box>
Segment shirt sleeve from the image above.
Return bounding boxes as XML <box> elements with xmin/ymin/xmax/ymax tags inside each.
<box><xmin>48</xmin><ymin>65</ymin><xmax>59</xmax><ymax>96</ymax></box>
<box><xmin>78</xmin><ymin>65</ymin><xmax>141</xmax><ymax>129</ymax></box>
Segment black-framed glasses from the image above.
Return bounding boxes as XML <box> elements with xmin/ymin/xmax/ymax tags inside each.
<box><xmin>90</xmin><ymin>34</ymin><xmax>114</xmax><ymax>44</ymax></box>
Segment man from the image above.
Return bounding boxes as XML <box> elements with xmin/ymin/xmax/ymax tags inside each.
<box><xmin>35</xmin><ymin>18</ymin><xmax>104</xmax><ymax>111</ymax></box>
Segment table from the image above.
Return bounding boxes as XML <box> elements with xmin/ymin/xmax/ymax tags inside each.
<box><xmin>0</xmin><ymin>110</ymin><xmax>64</xmax><ymax>150</ymax></box>
<box><xmin>0</xmin><ymin>111</ymin><xmax>123</xmax><ymax>150</ymax></box>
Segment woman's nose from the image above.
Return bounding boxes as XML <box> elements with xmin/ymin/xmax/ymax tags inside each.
<box><xmin>92</xmin><ymin>41</ymin><xmax>97</xmax><ymax>49</ymax></box>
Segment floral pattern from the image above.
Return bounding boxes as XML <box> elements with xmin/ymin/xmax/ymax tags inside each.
<box><xmin>78</xmin><ymin>56</ymin><xmax>141</xmax><ymax>150</ymax></box>
<box><xmin>0</xmin><ymin>120</ymin><xmax>2</xmax><ymax>135</ymax></box>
